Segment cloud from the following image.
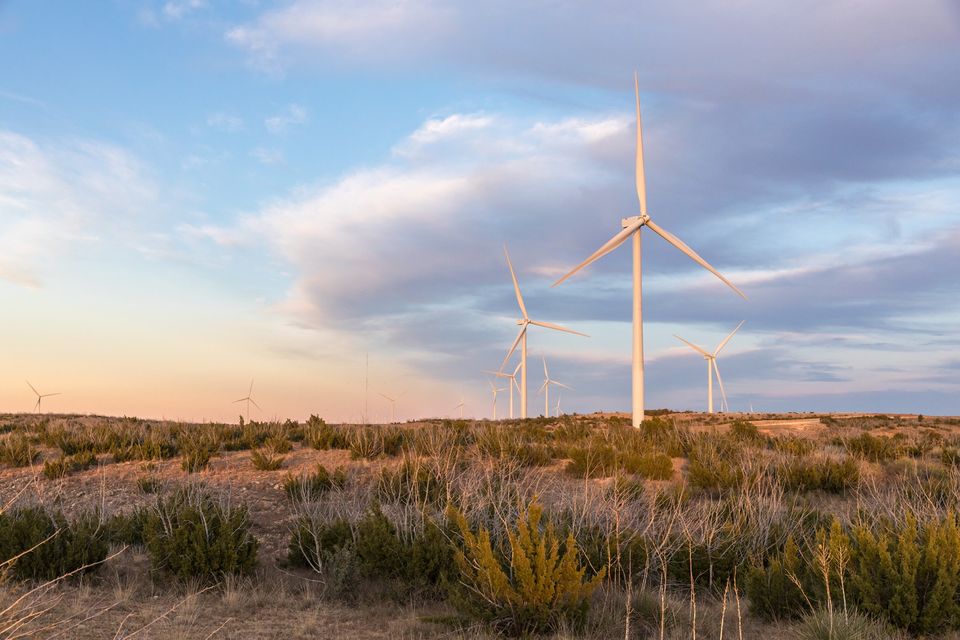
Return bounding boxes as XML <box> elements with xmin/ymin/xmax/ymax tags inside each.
<box><xmin>162</xmin><ymin>0</ymin><xmax>207</xmax><ymax>21</ymax></box>
<box><xmin>250</xmin><ymin>147</ymin><xmax>284</xmax><ymax>165</ymax></box>
<box><xmin>0</xmin><ymin>130</ymin><xmax>157</xmax><ymax>286</ymax></box>
<box><xmin>206</xmin><ymin>112</ymin><xmax>244</xmax><ymax>132</ymax></box>
<box><xmin>265</xmin><ymin>104</ymin><xmax>307</xmax><ymax>134</ymax></box>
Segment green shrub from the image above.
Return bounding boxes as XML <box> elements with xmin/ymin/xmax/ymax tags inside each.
<box><xmin>843</xmin><ymin>433</ymin><xmax>899</xmax><ymax>462</ymax></box>
<box><xmin>746</xmin><ymin>535</ymin><xmax>815</xmax><ymax>620</ymax></box>
<box><xmin>143</xmin><ymin>489</ymin><xmax>258</xmax><ymax>581</ymax></box>
<box><xmin>941</xmin><ymin>446</ymin><xmax>960</xmax><ymax>467</ymax></box>
<box><xmin>43</xmin><ymin>451</ymin><xmax>97</xmax><ymax>480</ymax></box>
<box><xmin>288</xmin><ymin>516</ymin><xmax>354</xmax><ymax>571</ymax></box>
<box><xmin>104</xmin><ymin>507</ymin><xmax>151</xmax><ymax>546</ymax></box>
<box><xmin>777</xmin><ymin>455</ymin><xmax>860</xmax><ymax>493</ymax></box>
<box><xmin>447</xmin><ymin>500</ymin><xmax>605</xmax><ymax>636</ymax></box>
<box><xmin>0</xmin><ymin>507</ymin><xmax>109</xmax><ymax>580</ymax></box>
<box><xmin>180</xmin><ymin>431</ymin><xmax>218</xmax><ymax>472</ymax></box>
<box><xmin>283</xmin><ymin>464</ymin><xmax>346</xmax><ymax>501</ymax></box>
<box><xmin>729</xmin><ymin>419</ymin><xmax>763</xmax><ymax>443</ymax></box>
<box><xmin>354</xmin><ymin>504</ymin><xmax>407</xmax><ymax>579</ymax></box>
<box><xmin>265</xmin><ymin>433</ymin><xmax>292</xmax><ymax>454</ymax></box>
<box><xmin>0</xmin><ymin>433</ymin><xmax>39</xmax><ymax>467</ymax></box>
<box><xmin>378</xmin><ymin>458</ymin><xmax>446</xmax><ymax>506</ymax></box>
<box><xmin>305</xmin><ymin>415</ymin><xmax>348</xmax><ymax>450</ymax></box>
<box><xmin>136</xmin><ymin>475</ymin><xmax>161</xmax><ymax>494</ymax></box>
<box><xmin>848</xmin><ymin>513</ymin><xmax>960</xmax><ymax>634</ymax></box>
<box><xmin>620</xmin><ymin>451</ymin><xmax>673</xmax><ymax>479</ymax></box>
<box><xmin>250</xmin><ymin>448</ymin><xmax>284</xmax><ymax>471</ymax></box>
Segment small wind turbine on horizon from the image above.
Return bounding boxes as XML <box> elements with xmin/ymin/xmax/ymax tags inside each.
<box><xmin>27</xmin><ymin>381</ymin><xmax>60</xmax><ymax>414</ymax></box>
<box><xmin>552</xmin><ymin>73</ymin><xmax>746</xmax><ymax>428</ymax></box>
<box><xmin>233</xmin><ymin>379</ymin><xmax>261</xmax><ymax>422</ymax></box>
<box><xmin>555</xmin><ymin>391</ymin><xmax>563</xmax><ymax>417</ymax></box>
<box><xmin>455</xmin><ymin>398</ymin><xmax>465</xmax><ymax>420</ymax></box>
<box><xmin>483</xmin><ymin>361</ymin><xmax>522</xmax><ymax>419</ymax></box>
<box><xmin>379</xmin><ymin>392</ymin><xmax>403</xmax><ymax>423</ymax></box>
<box><xmin>500</xmin><ymin>244</ymin><xmax>587</xmax><ymax>420</ymax></box>
<box><xmin>674</xmin><ymin>321</ymin><xmax>745</xmax><ymax>414</ymax></box>
<box><xmin>488</xmin><ymin>380</ymin><xmax>507</xmax><ymax>420</ymax></box>
<box><xmin>538</xmin><ymin>358</ymin><xmax>571</xmax><ymax>418</ymax></box>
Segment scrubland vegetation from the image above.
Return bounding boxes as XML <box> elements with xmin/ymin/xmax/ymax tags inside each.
<box><xmin>2</xmin><ymin>410</ymin><xmax>960</xmax><ymax>638</ymax></box>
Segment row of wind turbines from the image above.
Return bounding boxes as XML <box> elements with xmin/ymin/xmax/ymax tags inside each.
<box><xmin>490</xmin><ymin>73</ymin><xmax>748</xmax><ymax>427</ymax></box>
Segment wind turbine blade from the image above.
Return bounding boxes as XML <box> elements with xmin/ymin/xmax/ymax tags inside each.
<box><xmin>249</xmin><ymin>398</ymin><xmax>262</xmax><ymax>411</ymax></box>
<box><xmin>644</xmin><ymin>218</ymin><xmax>747</xmax><ymax>299</ymax></box>
<box><xmin>528</xmin><ymin>319</ymin><xmax>589</xmax><ymax>338</ymax></box>
<box><xmin>248</xmin><ymin>379</ymin><xmax>254</xmax><ymax>396</ymax></box>
<box><xmin>552</xmin><ymin>223</ymin><xmax>641</xmax><ymax>287</ymax></box>
<box><xmin>34</xmin><ymin>399</ymin><xmax>40</xmax><ymax>411</ymax></box>
<box><xmin>673</xmin><ymin>334</ymin><xmax>711</xmax><ymax>358</ymax></box>
<box><xmin>714</xmin><ymin>320</ymin><xmax>745</xmax><ymax>356</ymax></box>
<box><xmin>43</xmin><ymin>393</ymin><xmax>61</xmax><ymax>398</ymax></box>
<box><xmin>503</xmin><ymin>244</ymin><xmax>528</xmax><ymax>319</ymax></box>
<box><xmin>513</xmin><ymin>362</ymin><xmax>522</xmax><ymax>377</ymax></box>
<box><xmin>553</xmin><ymin>381</ymin><xmax>573</xmax><ymax>390</ymax></box>
<box><xmin>483</xmin><ymin>370</ymin><xmax>510</xmax><ymax>379</ymax></box>
<box><xmin>233</xmin><ymin>398</ymin><xmax>246</xmax><ymax>404</ymax></box>
<box><xmin>538</xmin><ymin>380</ymin><xmax>548</xmax><ymax>393</ymax></box>
<box><xmin>542</xmin><ymin>357</ymin><xmax>548</xmax><ymax>379</ymax></box>
<box><xmin>26</xmin><ymin>380</ymin><xmax>39</xmax><ymax>396</ymax></box>
<box><xmin>378</xmin><ymin>393</ymin><xmax>394</xmax><ymax>402</ymax></box>
<box><xmin>634</xmin><ymin>71</ymin><xmax>647</xmax><ymax>215</ymax></box>
<box><xmin>713</xmin><ymin>360</ymin><xmax>729</xmax><ymax>413</ymax></box>
<box><xmin>499</xmin><ymin>326</ymin><xmax>527</xmax><ymax>372</ymax></box>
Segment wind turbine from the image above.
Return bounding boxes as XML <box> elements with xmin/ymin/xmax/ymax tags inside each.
<box><xmin>233</xmin><ymin>379</ymin><xmax>261</xmax><ymax>422</ymax></box>
<box><xmin>501</xmin><ymin>244</ymin><xmax>587</xmax><ymax>419</ymax></box>
<box><xmin>26</xmin><ymin>381</ymin><xmax>60</xmax><ymax>414</ymax></box>
<box><xmin>488</xmin><ymin>380</ymin><xmax>508</xmax><ymax>420</ymax></box>
<box><xmin>553</xmin><ymin>73</ymin><xmax>746</xmax><ymax>428</ymax></box>
<box><xmin>554</xmin><ymin>391</ymin><xmax>563</xmax><ymax>417</ymax></box>
<box><xmin>674</xmin><ymin>321</ymin><xmax>745</xmax><ymax>414</ymax></box>
<box><xmin>378</xmin><ymin>392</ymin><xmax>403</xmax><ymax>423</ymax></box>
<box><xmin>455</xmin><ymin>399</ymin><xmax>465</xmax><ymax>419</ymax></box>
<box><xmin>483</xmin><ymin>362</ymin><xmax>522</xmax><ymax>419</ymax></box>
<box><xmin>538</xmin><ymin>358</ymin><xmax>571</xmax><ymax>418</ymax></box>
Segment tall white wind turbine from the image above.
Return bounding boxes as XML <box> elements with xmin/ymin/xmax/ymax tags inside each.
<box><xmin>484</xmin><ymin>362</ymin><xmax>522</xmax><ymax>419</ymax></box>
<box><xmin>554</xmin><ymin>392</ymin><xmax>563</xmax><ymax>417</ymax></box>
<box><xmin>553</xmin><ymin>73</ymin><xmax>746</xmax><ymax>428</ymax></box>
<box><xmin>233</xmin><ymin>379</ymin><xmax>261</xmax><ymax>422</ymax></box>
<box><xmin>27</xmin><ymin>381</ymin><xmax>60</xmax><ymax>414</ymax></box>
<box><xmin>501</xmin><ymin>245</ymin><xmax>586</xmax><ymax>419</ymax></box>
<box><xmin>674</xmin><ymin>321</ymin><xmax>745</xmax><ymax>414</ymax></box>
<box><xmin>538</xmin><ymin>358</ymin><xmax>571</xmax><ymax>418</ymax></box>
<box><xmin>455</xmin><ymin>399</ymin><xmax>465</xmax><ymax>419</ymax></box>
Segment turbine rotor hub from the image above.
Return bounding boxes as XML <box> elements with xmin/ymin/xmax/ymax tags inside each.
<box><xmin>621</xmin><ymin>214</ymin><xmax>649</xmax><ymax>229</ymax></box>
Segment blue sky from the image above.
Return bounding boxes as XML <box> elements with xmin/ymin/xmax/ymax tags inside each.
<box><xmin>1</xmin><ymin>0</ymin><xmax>958</xmax><ymax>421</ymax></box>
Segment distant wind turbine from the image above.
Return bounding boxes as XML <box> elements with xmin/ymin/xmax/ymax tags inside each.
<box><xmin>455</xmin><ymin>399</ymin><xmax>465</xmax><ymax>420</ymax></box>
<box><xmin>501</xmin><ymin>244</ymin><xmax>587</xmax><ymax>419</ymax></box>
<box><xmin>488</xmin><ymin>380</ymin><xmax>508</xmax><ymax>420</ymax></box>
<box><xmin>674</xmin><ymin>321</ymin><xmax>745</xmax><ymax>414</ymax></box>
<box><xmin>483</xmin><ymin>362</ymin><xmax>522</xmax><ymax>419</ymax></box>
<box><xmin>26</xmin><ymin>381</ymin><xmax>60</xmax><ymax>414</ymax></box>
<box><xmin>379</xmin><ymin>392</ymin><xmax>404</xmax><ymax>423</ymax></box>
<box><xmin>553</xmin><ymin>73</ymin><xmax>746</xmax><ymax>428</ymax></box>
<box><xmin>554</xmin><ymin>391</ymin><xmax>563</xmax><ymax>417</ymax></box>
<box><xmin>538</xmin><ymin>358</ymin><xmax>571</xmax><ymax>418</ymax></box>
<box><xmin>233</xmin><ymin>379</ymin><xmax>261</xmax><ymax>422</ymax></box>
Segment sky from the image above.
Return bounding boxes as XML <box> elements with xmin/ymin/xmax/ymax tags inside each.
<box><xmin>1</xmin><ymin>0</ymin><xmax>959</xmax><ymax>422</ymax></box>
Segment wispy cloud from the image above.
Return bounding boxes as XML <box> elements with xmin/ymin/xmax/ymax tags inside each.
<box><xmin>206</xmin><ymin>112</ymin><xmax>244</xmax><ymax>132</ymax></box>
<box><xmin>250</xmin><ymin>147</ymin><xmax>284</xmax><ymax>165</ymax></box>
<box><xmin>0</xmin><ymin>130</ymin><xmax>157</xmax><ymax>286</ymax></box>
<box><xmin>265</xmin><ymin>104</ymin><xmax>307</xmax><ymax>134</ymax></box>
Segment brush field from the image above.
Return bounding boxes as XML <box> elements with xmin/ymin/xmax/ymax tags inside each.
<box><xmin>2</xmin><ymin>410</ymin><xmax>960</xmax><ymax>639</ymax></box>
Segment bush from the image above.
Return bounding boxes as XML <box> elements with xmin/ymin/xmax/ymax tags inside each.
<box><xmin>378</xmin><ymin>459</ymin><xmax>446</xmax><ymax>506</ymax></box>
<box><xmin>843</xmin><ymin>433</ymin><xmax>899</xmax><ymax>462</ymax></box>
<box><xmin>250</xmin><ymin>448</ymin><xmax>284</xmax><ymax>471</ymax></box>
<box><xmin>448</xmin><ymin>500</ymin><xmax>605</xmax><ymax>636</ymax></box>
<box><xmin>283</xmin><ymin>464</ymin><xmax>346</xmax><ymax>501</ymax></box>
<box><xmin>777</xmin><ymin>455</ymin><xmax>860</xmax><ymax>493</ymax></box>
<box><xmin>143</xmin><ymin>489</ymin><xmax>258</xmax><ymax>581</ymax></box>
<box><xmin>305</xmin><ymin>416</ymin><xmax>348</xmax><ymax>450</ymax></box>
<box><xmin>0</xmin><ymin>507</ymin><xmax>109</xmax><ymax>580</ymax></box>
<box><xmin>180</xmin><ymin>431</ymin><xmax>218</xmax><ymax>472</ymax></box>
<box><xmin>729</xmin><ymin>419</ymin><xmax>763</xmax><ymax>443</ymax></box>
<box><xmin>791</xmin><ymin>608</ymin><xmax>893</xmax><ymax>640</ymax></box>
<box><xmin>104</xmin><ymin>506</ymin><xmax>151</xmax><ymax>546</ymax></box>
<box><xmin>42</xmin><ymin>451</ymin><xmax>97</xmax><ymax>480</ymax></box>
<box><xmin>848</xmin><ymin>513</ymin><xmax>960</xmax><ymax>634</ymax></box>
<box><xmin>0</xmin><ymin>433</ymin><xmax>39</xmax><ymax>467</ymax></box>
